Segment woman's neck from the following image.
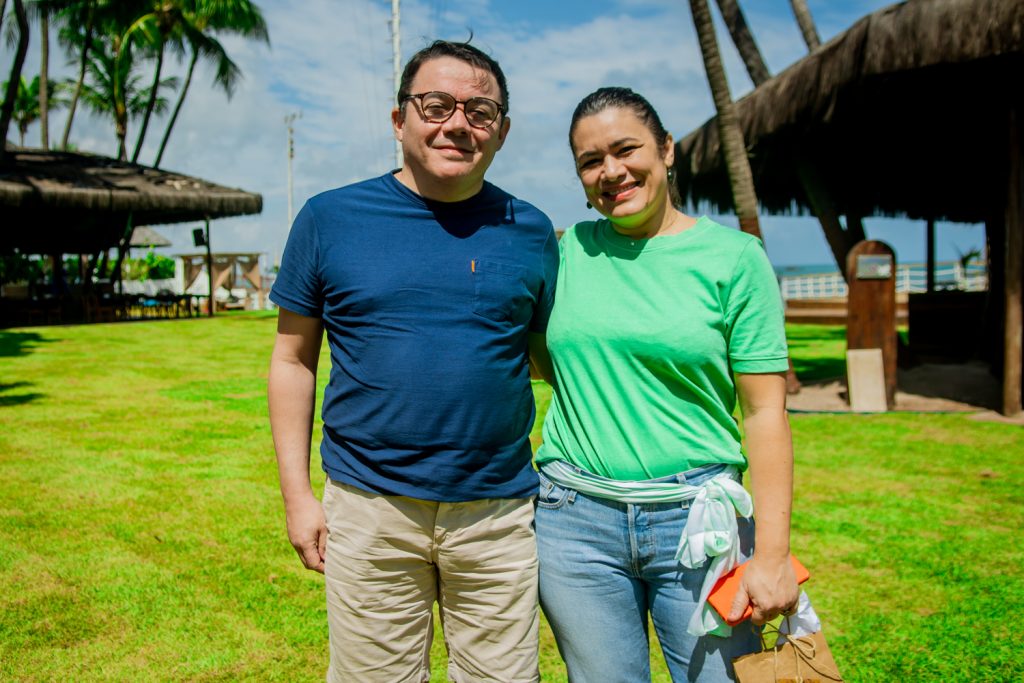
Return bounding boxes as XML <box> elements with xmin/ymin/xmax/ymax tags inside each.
<box><xmin>609</xmin><ymin>200</ymin><xmax>696</xmax><ymax>240</ymax></box>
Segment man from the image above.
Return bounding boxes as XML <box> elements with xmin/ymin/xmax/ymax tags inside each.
<box><xmin>268</xmin><ymin>40</ymin><xmax>557</xmax><ymax>683</ymax></box>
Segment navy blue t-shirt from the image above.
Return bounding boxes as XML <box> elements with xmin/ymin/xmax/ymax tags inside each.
<box><xmin>271</xmin><ymin>173</ymin><xmax>558</xmax><ymax>501</ymax></box>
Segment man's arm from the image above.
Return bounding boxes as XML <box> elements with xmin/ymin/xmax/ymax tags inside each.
<box><xmin>268</xmin><ymin>308</ymin><xmax>327</xmax><ymax>573</ymax></box>
<box><xmin>528</xmin><ymin>332</ymin><xmax>555</xmax><ymax>385</ymax></box>
<box><xmin>730</xmin><ymin>371</ymin><xmax>799</xmax><ymax>624</ymax></box>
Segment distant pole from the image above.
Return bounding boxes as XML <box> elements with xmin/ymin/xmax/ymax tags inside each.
<box><xmin>926</xmin><ymin>218</ymin><xmax>936</xmax><ymax>293</ymax></box>
<box><xmin>205</xmin><ymin>218</ymin><xmax>214</xmax><ymax>318</ymax></box>
<box><xmin>285</xmin><ymin>112</ymin><xmax>301</xmax><ymax>230</ymax></box>
<box><xmin>391</xmin><ymin>0</ymin><xmax>402</xmax><ymax>169</ymax></box>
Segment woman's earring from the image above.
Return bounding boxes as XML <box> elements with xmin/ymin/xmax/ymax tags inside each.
<box><xmin>667</xmin><ymin>166</ymin><xmax>676</xmax><ymax>182</ymax></box>
<box><xmin>586</xmin><ymin>201</ymin><xmax>593</xmax><ymax>209</ymax></box>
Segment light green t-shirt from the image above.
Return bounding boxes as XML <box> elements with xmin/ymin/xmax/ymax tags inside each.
<box><xmin>535</xmin><ymin>217</ymin><xmax>789</xmax><ymax>479</ymax></box>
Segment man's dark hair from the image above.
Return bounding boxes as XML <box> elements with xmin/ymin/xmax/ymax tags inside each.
<box><xmin>397</xmin><ymin>39</ymin><xmax>509</xmax><ymax>113</ymax></box>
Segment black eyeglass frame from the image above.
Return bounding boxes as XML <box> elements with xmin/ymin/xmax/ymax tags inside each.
<box><xmin>402</xmin><ymin>91</ymin><xmax>507</xmax><ymax>129</ymax></box>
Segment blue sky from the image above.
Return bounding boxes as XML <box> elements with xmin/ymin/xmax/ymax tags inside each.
<box><xmin>2</xmin><ymin>0</ymin><xmax>984</xmax><ymax>268</ymax></box>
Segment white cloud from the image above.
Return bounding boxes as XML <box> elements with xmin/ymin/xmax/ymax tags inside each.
<box><xmin>3</xmin><ymin>0</ymin><xmax>979</xmax><ymax>267</ymax></box>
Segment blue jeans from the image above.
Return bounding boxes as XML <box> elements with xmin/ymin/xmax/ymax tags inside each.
<box><xmin>536</xmin><ymin>463</ymin><xmax>760</xmax><ymax>683</ymax></box>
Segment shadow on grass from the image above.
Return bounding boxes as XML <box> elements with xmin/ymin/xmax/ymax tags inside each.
<box><xmin>793</xmin><ymin>358</ymin><xmax>847</xmax><ymax>383</ymax></box>
<box><xmin>0</xmin><ymin>381</ymin><xmax>44</xmax><ymax>407</ymax></box>
<box><xmin>0</xmin><ymin>331</ymin><xmax>54</xmax><ymax>358</ymax></box>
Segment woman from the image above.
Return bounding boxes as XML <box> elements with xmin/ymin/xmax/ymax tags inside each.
<box><xmin>534</xmin><ymin>87</ymin><xmax>799</xmax><ymax>682</ymax></box>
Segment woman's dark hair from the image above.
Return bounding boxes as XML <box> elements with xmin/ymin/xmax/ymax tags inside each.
<box><xmin>569</xmin><ymin>87</ymin><xmax>681</xmax><ymax>206</ymax></box>
<box><xmin>569</xmin><ymin>87</ymin><xmax>669</xmax><ymax>152</ymax></box>
<box><xmin>397</xmin><ymin>39</ymin><xmax>509</xmax><ymax>112</ymax></box>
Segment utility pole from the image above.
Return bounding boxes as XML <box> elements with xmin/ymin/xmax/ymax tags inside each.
<box><xmin>391</xmin><ymin>0</ymin><xmax>402</xmax><ymax>169</ymax></box>
<box><xmin>285</xmin><ymin>112</ymin><xmax>301</xmax><ymax>230</ymax></box>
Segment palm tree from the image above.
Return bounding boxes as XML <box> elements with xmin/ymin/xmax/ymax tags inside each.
<box><xmin>713</xmin><ymin>0</ymin><xmax>864</xmax><ymax>278</ymax></box>
<box><xmin>153</xmin><ymin>0</ymin><xmax>269</xmax><ymax>168</ymax></box>
<box><xmin>713</xmin><ymin>0</ymin><xmax>769</xmax><ymax>87</ymax></box>
<box><xmin>1</xmin><ymin>74</ymin><xmax>68</xmax><ymax>145</ymax></box>
<box><xmin>38</xmin><ymin>2</ymin><xmax>49</xmax><ymax>146</ymax></box>
<box><xmin>3</xmin><ymin>75</ymin><xmax>39</xmax><ymax>145</ymax></box>
<box><xmin>57</xmin><ymin>0</ymin><xmax>119</xmax><ymax>149</ymax></box>
<box><xmin>689</xmin><ymin>0</ymin><xmax>801</xmax><ymax>392</ymax></box>
<box><xmin>77</xmin><ymin>29</ymin><xmax>177</xmax><ymax>159</ymax></box>
<box><xmin>688</xmin><ymin>0</ymin><xmax>761</xmax><ymax>238</ymax></box>
<box><xmin>0</xmin><ymin>0</ymin><xmax>30</xmax><ymax>161</ymax></box>
<box><xmin>123</xmin><ymin>0</ymin><xmax>185</xmax><ymax>163</ymax></box>
<box><xmin>790</xmin><ymin>0</ymin><xmax>821</xmax><ymax>50</ymax></box>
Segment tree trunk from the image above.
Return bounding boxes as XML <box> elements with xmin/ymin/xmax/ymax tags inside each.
<box><xmin>39</xmin><ymin>9</ymin><xmax>49</xmax><ymax>148</ymax></box>
<box><xmin>714</xmin><ymin>0</ymin><xmax>770</xmax><ymax>86</ymax></box>
<box><xmin>112</xmin><ymin>34</ymin><xmax>127</xmax><ymax>160</ymax></box>
<box><xmin>62</xmin><ymin>1</ymin><xmax>95</xmax><ymax>150</ymax></box>
<box><xmin>116</xmin><ymin>116</ymin><xmax>127</xmax><ymax>160</ymax></box>
<box><xmin>789</xmin><ymin>0</ymin><xmax>821</xmax><ymax>51</ymax></box>
<box><xmin>689</xmin><ymin>0</ymin><xmax>761</xmax><ymax>238</ymax></box>
<box><xmin>716</xmin><ymin>0</ymin><xmax>860</xmax><ymax>282</ymax></box>
<box><xmin>132</xmin><ymin>42</ymin><xmax>165</xmax><ymax>164</ymax></box>
<box><xmin>0</xmin><ymin>0</ymin><xmax>29</xmax><ymax>163</ymax></box>
<box><xmin>796</xmin><ymin>159</ymin><xmax>857</xmax><ymax>279</ymax></box>
<box><xmin>154</xmin><ymin>47</ymin><xmax>198</xmax><ymax>168</ymax></box>
<box><xmin>0</xmin><ymin>0</ymin><xmax>7</xmax><ymax>43</ymax></box>
<box><xmin>690</xmin><ymin>0</ymin><xmax>801</xmax><ymax>393</ymax></box>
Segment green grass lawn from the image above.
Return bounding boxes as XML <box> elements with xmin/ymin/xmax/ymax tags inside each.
<box><xmin>1</xmin><ymin>314</ymin><xmax>1022</xmax><ymax>681</ymax></box>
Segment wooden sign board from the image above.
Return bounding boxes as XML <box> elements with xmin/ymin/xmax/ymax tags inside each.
<box><xmin>847</xmin><ymin>241</ymin><xmax>897</xmax><ymax>409</ymax></box>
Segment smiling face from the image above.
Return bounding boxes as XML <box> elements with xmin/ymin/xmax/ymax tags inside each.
<box><xmin>571</xmin><ymin>106</ymin><xmax>675</xmax><ymax>234</ymax></box>
<box><xmin>392</xmin><ymin>56</ymin><xmax>510</xmax><ymax>202</ymax></box>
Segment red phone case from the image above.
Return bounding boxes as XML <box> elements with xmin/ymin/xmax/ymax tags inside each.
<box><xmin>706</xmin><ymin>555</ymin><xmax>810</xmax><ymax>625</ymax></box>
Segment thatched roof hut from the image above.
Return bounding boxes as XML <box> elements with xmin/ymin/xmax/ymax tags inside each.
<box><xmin>674</xmin><ymin>0</ymin><xmax>1024</xmax><ymax>222</ymax></box>
<box><xmin>0</xmin><ymin>147</ymin><xmax>262</xmax><ymax>253</ymax></box>
<box><xmin>674</xmin><ymin>0</ymin><xmax>1024</xmax><ymax>415</ymax></box>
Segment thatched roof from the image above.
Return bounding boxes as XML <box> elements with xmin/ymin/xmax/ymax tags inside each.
<box><xmin>674</xmin><ymin>0</ymin><xmax>1024</xmax><ymax>223</ymax></box>
<box><xmin>0</xmin><ymin>148</ymin><xmax>262</xmax><ymax>253</ymax></box>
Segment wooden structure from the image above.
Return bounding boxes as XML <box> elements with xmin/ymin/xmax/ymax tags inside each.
<box><xmin>846</xmin><ymin>241</ymin><xmax>897</xmax><ymax>408</ymax></box>
<box><xmin>0</xmin><ymin>147</ymin><xmax>262</xmax><ymax>326</ymax></box>
<box><xmin>0</xmin><ymin>147</ymin><xmax>262</xmax><ymax>254</ymax></box>
<box><xmin>180</xmin><ymin>253</ymin><xmax>265</xmax><ymax>312</ymax></box>
<box><xmin>673</xmin><ymin>0</ymin><xmax>1024</xmax><ymax>415</ymax></box>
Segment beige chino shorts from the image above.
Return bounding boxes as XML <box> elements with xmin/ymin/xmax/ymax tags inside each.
<box><xmin>322</xmin><ymin>479</ymin><xmax>539</xmax><ymax>683</ymax></box>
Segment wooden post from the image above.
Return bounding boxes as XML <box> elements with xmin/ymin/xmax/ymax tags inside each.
<box><xmin>205</xmin><ymin>218</ymin><xmax>214</xmax><ymax>318</ymax></box>
<box><xmin>847</xmin><ymin>240</ymin><xmax>898</xmax><ymax>409</ymax></box>
<box><xmin>926</xmin><ymin>218</ymin><xmax>936</xmax><ymax>293</ymax></box>
<box><xmin>1003</xmin><ymin>107</ymin><xmax>1023</xmax><ymax>416</ymax></box>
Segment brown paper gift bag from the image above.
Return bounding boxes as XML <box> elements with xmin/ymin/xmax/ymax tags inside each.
<box><xmin>732</xmin><ymin>630</ymin><xmax>843</xmax><ymax>683</ymax></box>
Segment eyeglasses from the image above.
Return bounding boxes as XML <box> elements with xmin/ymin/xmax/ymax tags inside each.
<box><xmin>403</xmin><ymin>91</ymin><xmax>506</xmax><ymax>129</ymax></box>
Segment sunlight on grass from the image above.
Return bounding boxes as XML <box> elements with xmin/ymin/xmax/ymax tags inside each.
<box><xmin>1</xmin><ymin>317</ymin><xmax>1021</xmax><ymax>681</ymax></box>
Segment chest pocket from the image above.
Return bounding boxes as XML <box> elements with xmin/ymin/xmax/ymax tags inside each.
<box><xmin>472</xmin><ymin>259</ymin><xmax>532</xmax><ymax>324</ymax></box>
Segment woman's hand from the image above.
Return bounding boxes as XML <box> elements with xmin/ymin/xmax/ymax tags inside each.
<box><xmin>728</xmin><ymin>553</ymin><xmax>799</xmax><ymax>625</ymax></box>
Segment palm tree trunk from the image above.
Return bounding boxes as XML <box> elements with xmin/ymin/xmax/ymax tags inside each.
<box><xmin>690</xmin><ymin>0</ymin><xmax>801</xmax><ymax>392</ymax></box>
<box><xmin>715</xmin><ymin>0</ymin><xmax>861</xmax><ymax>280</ymax></box>
<box><xmin>61</xmin><ymin>1</ymin><xmax>95</xmax><ymax>150</ymax></box>
<box><xmin>39</xmin><ymin>8</ymin><xmax>49</xmax><ymax>149</ymax></box>
<box><xmin>112</xmin><ymin>34</ymin><xmax>128</xmax><ymax>161</ymax></box>
<box><xmin>153</xmin><ymin>47</ymin><xmax>198</xmax><ymax>168</ymax></box>
<box><xmin>131</xmin><ymin>42</ymin><xmax>165</xmax><ymax>164</ymax></box>
<box><xmin>689</xmin><ymin>0</ymin><xmax>761</xmax><ymax>238</ymax></box>
<box><xmin>714</xmin><ymin>0</ymin><xmax>770</xmax><ymax>86</ymax></box>
<box><xmin>0</xmin><ymin>0</ymin><xmax>29</xmax><ymax>163</ymax></box>
<box><xmin>789</xmin><ymin>0</ymin><xmax>821</xmax><ymax>50</ymax></box>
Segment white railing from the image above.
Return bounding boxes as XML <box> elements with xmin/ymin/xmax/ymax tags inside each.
<box><xmin>780</xmin><ymin>262</ymin><xmax>988</xmax><ymax>300</ymax></box>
